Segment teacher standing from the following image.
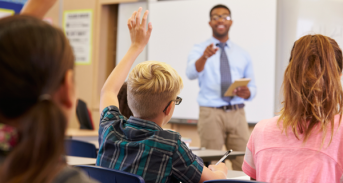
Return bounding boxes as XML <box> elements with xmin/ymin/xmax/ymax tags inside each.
<box><xmin>186</xmin><ymin>4</ymin><xmax>257</xmax><ymax>171</ymax></box>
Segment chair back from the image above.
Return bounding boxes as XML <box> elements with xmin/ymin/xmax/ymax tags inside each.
<box><xmin>76</xmin><ymin>165</ymin><xmax>145</xmax><ymax>183</ymax></box>
<box><xmin>204</xmin><ymin>180</ymin><xmax>266</xmax><ymax>183</ymax></box>
<box><xmin>65</xmin><ymin>139</ymin><xmax>97</xmax><ymax>158</ymax></box>
<box><xmin>76</xmin><ymin>99</ymin><xmax>94</xmax><ymax>130</ymax></box>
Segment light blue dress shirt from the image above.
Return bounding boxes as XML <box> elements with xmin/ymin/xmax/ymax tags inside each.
<box><xmin>186</xmin><ymin>37</ymin><xmax>257</xmax><ymax>107</ymax></box>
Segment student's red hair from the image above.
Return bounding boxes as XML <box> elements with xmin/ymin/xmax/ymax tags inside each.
<box><xmin>279</xmin><ymin>34</ymin><xmax>343</xmax><ymax>146</ymax></box>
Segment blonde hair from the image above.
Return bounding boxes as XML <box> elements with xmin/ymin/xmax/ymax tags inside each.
<box><xmin>127</xmin><ymin>61</ymin><xmax>183</xmax><ymax>119</ymax></box>
<box><xmin>279</xmin><ymin>34</ymin><xmax>343</xmax><ymax>146</ymax></box>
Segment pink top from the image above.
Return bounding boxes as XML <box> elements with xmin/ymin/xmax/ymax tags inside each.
<box><xmin>242</xmin><ymin>115</ymin><xmax>343</xmax><ymax>183</ymax></box>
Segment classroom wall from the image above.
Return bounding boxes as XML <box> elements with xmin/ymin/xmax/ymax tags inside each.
<box><xmin>116</xmin><ymin>2</ymin><xmax>147</xmax><ymax>73</ymax></box>
<box><xmin>117</xmin><ymin>0</ymin><xmax>343</xmax><ymax>123</ymax></box>
<box><xmin>43</xmin><ymin>0</ymin><xmax>139</xmax><ymax>130</ymax></box>
<box><xmin>146</xmin><ymin>0</ymin><xmax>276</xmax><ymax>123</ymax></box>
<box><xmin>115</xmin><ymin>0</ymin><xmax>343</xmax><ymax>147</ymax></box>
<box><xmin>42</xmin><ymin>0</ymin><xmax>343</xmax><ymax>130</ymax></box>
<box><xmin>275</xmin><ymin>0</ymin><xmax>343</xmax><ymax>112</ymax></box>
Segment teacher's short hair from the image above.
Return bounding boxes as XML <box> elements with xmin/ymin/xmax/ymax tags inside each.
<box><xmin>210</xmin><ymin>4</ymin><xmax>231</xmax><ymax>17</ymax></box>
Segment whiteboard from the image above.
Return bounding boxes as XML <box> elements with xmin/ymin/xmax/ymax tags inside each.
<box><xmin>148</xmin><ymin>0</ymin><xmax>277</xmax><ymax>123</ymax></box>
<box><xmin>116</xmin><ymin>2</ymin><xmax>148</xmax><ymax>76</ymax></box>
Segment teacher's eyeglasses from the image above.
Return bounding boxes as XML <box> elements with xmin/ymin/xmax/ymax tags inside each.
<box><xmin>211</xmin><ymin>14</ymin><xmax>231</xmax><ymax>21</ymax></box>
<box><xmin>163</xmin><ymin>96</ymin><xmax>182</xmax><ymax>112</ymax></box>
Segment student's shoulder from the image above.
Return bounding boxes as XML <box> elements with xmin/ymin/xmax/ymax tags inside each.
<box><xmin>142</xmin><ymin>130</ymin><xmax>182</xmax><ymax>157</ymax></box>
<box><xmin>157</xmin><ymin>130</ymin><xmax>185</xmax><ymax>149</ymax></box>
<box><xmin>100</xmin><ymin>105</ymin><xmax>126</xmax><ymax>122</ymax></box>
<box><xmin>53</xmin><ymin>166</ymin><xmax>99</xmax><ymax>183</ymax></box>
<box><xmin>162</xmin><ymin>130</ymin><xmax>191</xmax><ymax>150</ymax></box>
<box><xmin>253</xmin><ymin>116</ymin><xmax>280</xmax><ymax>134</ymax></box>
<box><xmin>159</xmin><ymin>129</ymin><xmax>182</xmax><ymax>142</ymax></box>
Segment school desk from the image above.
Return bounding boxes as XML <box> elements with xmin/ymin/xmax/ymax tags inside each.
<box><xmin>66</xmin><ymin>128</ymin><xmax>98</xmax><ymax>141</ymax></box>
<box><xmin>66</xmin><ymin>156</ymin><xmax>249</xmax><ymax>180</ymax></box>
<box><xmin>84</xmin><ymin>140</ymin><xmax>244</xmax><ymax>162</ymax></box>
<box><xmin>192</xmin><ymin>150</ymin><xmax>245</xmax><ymax>162</ymax></box>
<box><xmin>66</xmin><ymin>156</ymin><xmax>96</xmax><ymax>166</ymax></box>
<box><xmin>226</xmin><ymin>170</ymin><xmax>250</xmax><ymax>180</ymax></box>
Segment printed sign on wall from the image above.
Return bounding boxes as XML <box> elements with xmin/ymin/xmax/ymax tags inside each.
<box><xmin>0</xmin><ymin>8</ymin><xmax>14</xmax><ymax>18</ymax></box>
<box><xmin>63</xmin><ymin>9</ymin><xmax>93</xmax><ymax>65</ymax></box>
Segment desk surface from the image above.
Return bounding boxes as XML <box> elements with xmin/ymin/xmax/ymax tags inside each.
<box><xmin>193</xmin><ymin>150</ymin><xmax>245</xmax><ymax>162</ymax></box>
<box><xmin>66</xmin><ymin>156</ymin><xmax>96</xmax><ymax>166</ymax></box>
<box><xmin>88</xmin><ymin>139</ymin><xmax>244</xmax><ymax>162</ymax></box>
<box><xmin>66</xmin><ymin>156</ymin><xmax>249</xmax><ymax>180</ymax></box>
<box><xmin>66</xmin><ymin>129</ymin><xmax>98</xmax><ymax>137</ymax></box>
<box><xmin>227</xmin><ymin>170</ymin><xmax>249</xmax><ymax>180</ymax></box>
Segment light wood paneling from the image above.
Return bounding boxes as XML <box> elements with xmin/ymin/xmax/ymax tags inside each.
<box><xmin>99</xmin><ymin>0</ymin><xmax>138</xmax><ymax>5</ymax></box>
<box><xmin>92</xmin><ymin>4</ymin><xmax>118</xmax><ymax>112</ymax></box>
<box><xmin>48</xmin><ymin>0</ymin><xmax>142</xmax><ymax>129</ymax></box>
<box><xmin>43</xmin><ymin>0</ymin><xmax>60</xmax><ymax>27</ymax></box>
<box><xmin>63</xmin><ymin>0</ymin><xmax>97</xmax><ymax>128</ymax></box>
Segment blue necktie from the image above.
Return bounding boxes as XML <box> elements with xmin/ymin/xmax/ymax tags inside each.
<box><xmin>217</xmin><ymin>43</ymin><xmax>232</xmax><ymax>103</ymax></box>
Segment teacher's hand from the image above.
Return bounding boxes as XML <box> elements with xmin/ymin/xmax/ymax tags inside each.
<box><xmin>233</xmin><ymin>86</ymin><xmax>250</xmax><ymax>99</ymax></box>
<box><xmin>202</xmin><ymin>43</ymin><xmax>219</xmax><ymax>59</ymax></box>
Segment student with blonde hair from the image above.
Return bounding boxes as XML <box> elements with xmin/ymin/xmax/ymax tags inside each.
<box><xmin>242</xmin><ymin>34</ymin><xmax>343</xmax><ymax>182</ymax></box>
<box><xmin>97</xmin><ymin>7</ymin><xmax>228</xmax><ymax>183</ymax></box>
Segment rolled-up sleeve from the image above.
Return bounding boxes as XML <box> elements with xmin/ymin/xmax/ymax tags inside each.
<box><xmin>244</xmin><ymin>54</ymin><xmax>257</xmax><ymax>101</ymax></box>
<box><xmin>186</xmin><ymin>44</ymin><xmax>204</xmax><ymax>80</ymax></box>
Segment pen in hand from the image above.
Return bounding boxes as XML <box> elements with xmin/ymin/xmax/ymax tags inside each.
<box><xmin>215</xmin><ymin>149</ymin><xmax>233</xmax><ymax>165</ymax></box>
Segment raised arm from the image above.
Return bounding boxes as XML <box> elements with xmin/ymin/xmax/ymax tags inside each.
<box><xmin>20</xmin><ymin>0</ymin><xmax>58</xmax><ymax>18</ymax></box>
<box><xmin>100</xmin><ymin>8</ymin><xmax>152</xmax><ymax>113</ymax></box>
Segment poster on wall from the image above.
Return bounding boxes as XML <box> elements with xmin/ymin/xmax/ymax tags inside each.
<box><xmin>63</xmin><ymin>9</ymin><xmax>93</xmax><ymax>65</ymax></box>
<box><xmin>0</xmin><ymin>8</ymin><xmax>14</xmax><ymax>18</ymax></box>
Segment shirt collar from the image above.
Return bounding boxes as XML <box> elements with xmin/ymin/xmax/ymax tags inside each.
<box><xmin>121</xmin><ymin>117</ymin><xmax>164</xmax><ymax>141</ymax></box>
<box><xmin>210</xmin><ymin>37</ymin><xmax>232</xmax><ymax>48</ymax></box>
<box><xmin>127</xmin><ymin>117</ymin><xmax>163</xmax><ymax>131</ymax></box>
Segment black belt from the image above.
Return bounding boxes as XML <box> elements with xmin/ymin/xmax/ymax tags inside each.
<box><xmin>214</xmin><ymin>104</ymin><xmax>245</xmax><ymax>111</ymax></box>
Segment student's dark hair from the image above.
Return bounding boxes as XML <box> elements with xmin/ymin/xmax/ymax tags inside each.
<box><xmin>0</xmin><ymin>15</ymin><xmax>74</xmax><ymax>182</ymax></box>
<box><xmin>118</xmin><ymin>82</ymin><xmax>133</xmax><ymax>118</ymax></box>
<box><xmin>210</xmin><ymin>4</ymin><xmax>231</xmax><ymax>17</ymax></box>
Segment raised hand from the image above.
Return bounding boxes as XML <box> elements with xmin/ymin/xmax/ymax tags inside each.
<box><xmin>203</xmin><ymin>43</ymin><xmax>219</xmax><ymax>59</ymax></box>
<box><xmin>127</xmin><ymin>7</ymin><xmax>152</xmax><ymax>52</ymax></box>
<box><xmin>100</xmin><ymin>7</ymin><xmax>153</xmax><ymax>113</ymax></box>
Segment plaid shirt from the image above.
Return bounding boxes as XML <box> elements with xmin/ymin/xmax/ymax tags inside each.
<box><xmin>96</xmin><ymin>106</ymin><xmax>204</xmax><ymax>183</ymax></box>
